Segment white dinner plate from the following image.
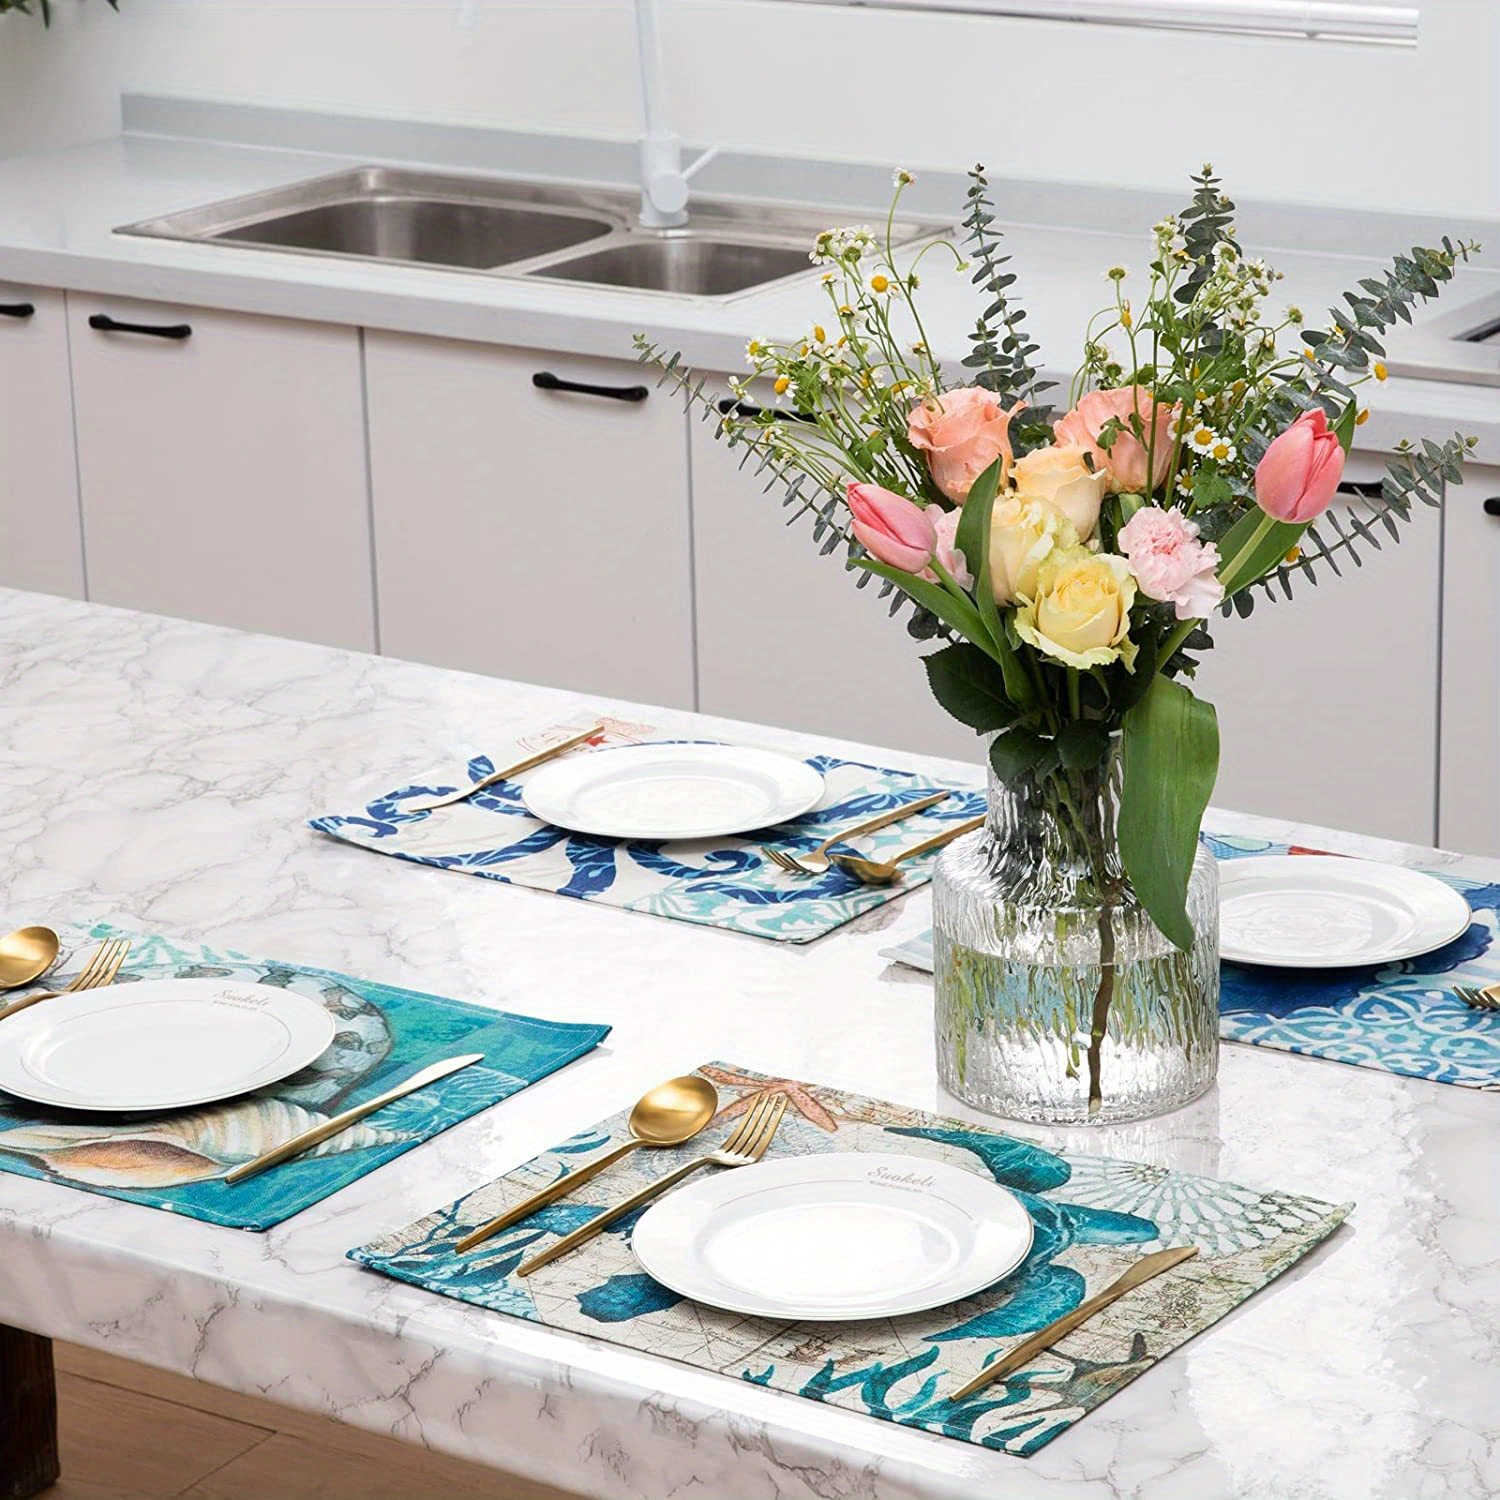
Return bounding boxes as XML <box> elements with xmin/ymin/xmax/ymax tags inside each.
<box><xmin>520</xmin><ymin>742</ymin><xmax>825</xmax><ymax>841</ymax></box>
<box><xmin>629</xmin><ymin>1152</ymin><xmax>1034</xmax><ymax>1321</ymax></box>
<box><xmin>1218</xmin><ymin>855</ymin><xmax>1473</xmax><ymax>968</ymax></box>
<box><xmin>0</xmin><ymin>979</ymin><xmax>336</xmax><ymax>1112</ymax></box>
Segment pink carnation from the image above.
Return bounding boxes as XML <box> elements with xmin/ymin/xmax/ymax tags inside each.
<box><xmin>1118</xmin><ymin>506</ymin><xmax>1223</xmax><ymax>621</ymax></box>
<box><xmin>927</xmin><ymin>505</ymin><xmax>974</xmax><ymax>589</ymax></box>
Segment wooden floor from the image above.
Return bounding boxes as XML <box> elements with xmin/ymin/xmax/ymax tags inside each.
<box><xmin>49</xmin><ymin>1344</ymin><xmax>574</xmax><ymax>1500</ymax></box>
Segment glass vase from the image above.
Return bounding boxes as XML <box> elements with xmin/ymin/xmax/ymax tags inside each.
<box><xmin>933</xmin><ymin>744</ymin><xmax>1219</xmax><ymax>1125</ymax></box>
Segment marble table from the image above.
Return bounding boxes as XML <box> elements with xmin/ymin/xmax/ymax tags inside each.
<box><xmin>0</xmin><ymin>588</ymin><xmax>1495</xmax><ymax>1500</ymax></box>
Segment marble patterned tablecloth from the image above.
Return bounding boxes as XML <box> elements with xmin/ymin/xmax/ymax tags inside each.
<box><xmin>354</xmin><ymin>1063</ymin><xmax>1347</xmax><ymax>1458</ymax></box>
<box><xmin>3</xmin><ymin>590</ymin><xmax>1496</xmax><ymax>1500</ymax></box>
<box><xmin>309</xmin><ymin>717</ymin><xmax>985</xmax><ymax>943</ymax></box>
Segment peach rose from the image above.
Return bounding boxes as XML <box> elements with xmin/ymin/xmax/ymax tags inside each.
<box><xmin>907</xmin><ymin>387</ymin><xmax>1021</xmax><ymax>504</ymax></box>
<box><xmin>1010</xmin><ymin>443</ymin><xmax>1110</xmax><ymax>541</ymax></box>
<box><xmin>1053</xmin><ymin>387</ymin><xmax>1178</xmax><ymax>495</ymax></box>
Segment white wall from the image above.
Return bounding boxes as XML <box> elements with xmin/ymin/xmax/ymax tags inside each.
<box><xmin>0</xmin><ymin>0</ymin><xmax>1494</xmax><ymax>216</ymax></box>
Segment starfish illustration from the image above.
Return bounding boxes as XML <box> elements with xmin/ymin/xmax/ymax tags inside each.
<box><xmin>700</xmin><ymin>1065</ymin><xmax>840</xmax><ymax>1133</ymax></box>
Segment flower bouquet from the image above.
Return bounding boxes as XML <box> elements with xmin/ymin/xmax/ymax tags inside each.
<box><xmin>639</xmin><ymin>167</ymin><xmax>1476</xmax><ymax>1123</ymax></box>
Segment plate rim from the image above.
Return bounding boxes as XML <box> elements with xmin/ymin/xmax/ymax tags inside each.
<box><xmin>629</xmin><ymin>1150</ymin><xmax>1034</xmax><ymax>1322</ymax></box>
<box><xmin>0</xmin><ymin>977</ymin><xmax>337</xmax><ymax>1112</ymax></box>
<box><xmin>520</xmin><ymin>740</ymin><xmax>826</xmax><ymax>841</ymax></box>
<box><xmin>1218</xmin><ymin>854</ymin><xmax>1473</xmax><ymax>968</ymax></box>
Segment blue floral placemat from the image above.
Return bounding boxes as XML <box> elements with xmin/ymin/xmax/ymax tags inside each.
<box><xmin>310</xmin><ymin>717</ymin><xmax>985</xmax><ymax>944</ymax></box>
<box><xmin>883</xmin><ymin>835</ymin><xmax>1500</xmax><ymax>1090</ymax></box>
<box><xmin>352</xmin><ymin>1062</ymin><xmax>1346</xmax><ymax>1459</ymax></box>
<box><xmin>0</xmin><ymin>924</ymin><xmax>609</xmax><ymax>1230</ymax></box>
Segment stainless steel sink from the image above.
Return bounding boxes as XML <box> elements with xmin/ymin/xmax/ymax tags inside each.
<box><xmin>120</xmin><ymin>167</ymin><xmax>621</xmax><ymax>273</ymax></box>
<box><xmin>213</xmin><ymin>196</ymin><xmax>610</xmax><ymax>270</ymax></box>
<box><xmin>117</xmin><ymin>165</ymin><xmax>950</xmax><ymax>300</ymax></box>
<box><xmin>529</xmin><ymin>235</ymin><xmax>812</xmax><ymax>297</ymax></box>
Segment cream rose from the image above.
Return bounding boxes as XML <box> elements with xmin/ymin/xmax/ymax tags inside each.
<box><xmin>1015</xmin><ymin>547</ymin><xmax>1139</xmax><ymax>669</ymax></box>
<box><xmin>988</xmin><ymin>496</ymin><xmax>1078</xmax><ymax>606</ymax></box>
<box><xmin>1009</xmin><ymin>443</ymin><xmax>1109</xmax><ymax>541</ymax></box>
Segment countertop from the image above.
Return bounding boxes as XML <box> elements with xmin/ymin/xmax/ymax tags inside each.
<box><xmin>2</xmin><ymin>94</ymin><xmax>1500</xmax><ymax>461</ymax></box>
<box><xmin>0</xmin><ymin>587</ymin><xmax>1495</xmax><ymax>1500</ymax></box>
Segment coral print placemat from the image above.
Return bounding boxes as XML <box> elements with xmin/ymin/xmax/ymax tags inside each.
<box><xmin>0</xmin><ymin>924</ymin><xmax>608</xmax><ymax>1230</ymax></box>
<box><xmin>884</xmin><ymin>837</ymin><xmax>1500</xmax><ymax>1089</ymax></box>
<box><xmin>353</xmin><ymin>1063</ymin><xmax>1347</xmax><ymax>1459</ymax></box>
<box><xmin>311</xmin><ymin>718</ymin><xmax>985</xmax><ymax>944</ymax></box>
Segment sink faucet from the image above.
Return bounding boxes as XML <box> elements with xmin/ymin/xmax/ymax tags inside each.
<box><xmin>634</xmin><ymin>0</ymin><xmax>718</xmax><ymax>229</ymax></box>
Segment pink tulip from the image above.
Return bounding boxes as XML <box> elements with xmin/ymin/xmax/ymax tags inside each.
<box><xmin>847</xmin><ymin>482</ymin><xmax>937</xmax><ymax>573</ymax></box>
<box><xmin>907</xmin><ymin>388</ymin><xmax>1020</xmax><ymax>504</ymax></box>
<box><xmin>1254</xmin><ymin>409</ymin><xmax>1346</xmax><ymax>523</ymax></box>
<box><xmin>1053</xmin><ymin>387</ymin><xmax>1178</xmax><ymax>495</ymax></box>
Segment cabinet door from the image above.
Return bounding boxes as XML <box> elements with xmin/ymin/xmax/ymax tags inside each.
<box><xmin>0</xmin><ymin>285</ymin><xmax>84</xmax><ymax>598</ymax></box>
<box><xmin>691</xmin><ymin>388</ymin><xmax>980</xmax><ymax>761</ymax></box>
<box><xmin>365</xmin><ymin>334</ymin><xmax>694</xmax><ymax>707</ymax></box>
<box><xmin>69</xmin><ymin>297</ymin><xmax>374</xmax><ymax>650</ymax></box>
<box><xmin>1439</xmin><ymin>465</ymin><xmax>1500</xmax><ymax>857</ymax></box>
<box><xmin>1193</xmin><ymin>460</ymin><xmax>1440</xmax><ymax>845</ymax></box>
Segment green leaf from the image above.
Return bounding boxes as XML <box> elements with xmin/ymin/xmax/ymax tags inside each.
<box><xmin>1217</xmin><ymin>508</ymin><xmax>1307</xmax><ymax>596</ymax></box>
<box><xmin>1057</xmin><ymin>718</ymin><xmax>1110</xmax><ymax>771</ymax></box>
<box><xmin>989</xmin><ymin>727</ymin><xmax>1052</xmax><ymax>781</ymax></box>
<box><xmin>855</xmin><ymin>560</ymin><xmax>998</xmax><ymax>662</ymax></box>
<box><xmin>1119</xmin><ymin>676</ymin><xmax>1220</xmax><ymax>952</ymax></box>
<box><xmin>953</xmin><ymin>460</ymin><xmax>1035</xmax><ymax>706</ymax></box>
<box><xmin>1332</xmin><ymin>401</ymin><xmax>1359</xmax><ymax>454</ymax></box>
<box><xmin>923</xmin><ymin>643</ymin><xmax>1016</xmax><ymax>733</ymax></box>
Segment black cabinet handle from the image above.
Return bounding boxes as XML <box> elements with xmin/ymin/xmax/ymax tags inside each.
<box><xmin>88</xmin><ymin>313</ymin><xmax>192</xmax><ymax>341</ymax></box>
<box><xmin>1483</xmin><ymin>497</ymin><xmax>1500</xmax><ymax>518</ymax></box>
<box><xmin>531</xmin><ymin>371</ymin><xmax>647</xmax><ymax>403</ymax></box>
<box><xmin>1336</xmin><ymin>479</ymin><xmax>1385</xmax><ymax>500</ymax></box>
<box><xmin>716</xmin><ymin>397</ymin><xmax>814</xmax><ymax>424</ymax></box>
<box><xmin>0</xmin><ymin>302</ymin><xmax>35</xmax><ymax>320</ymax></box>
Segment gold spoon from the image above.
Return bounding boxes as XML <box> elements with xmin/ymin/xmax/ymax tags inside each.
<box><xmin>0</xmin><ymin>926</ymin><xmax>60</xmax><ymax>990</ymax></box>
<box><xmin>455</xmin><ymin>1074</ymin><xmax>718</xmax><ymax>1253</ymax></box>
<box><xmin>831</xmin><ymin>814</ymin><xmax>985</xmax><ymax>887</ymax></box>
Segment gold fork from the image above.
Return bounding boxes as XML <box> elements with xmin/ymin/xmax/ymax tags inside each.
<box><xmin>1455</xmin><ymin>983</ymin><xmax>1500</xmax><ymax>1012</ymax></box>
<box><xmin>0</xmin><ymin>937</ymin><xmax>132</xmax><ymax>1021</ymax></box>
<box><xmin>517</xmin><ymin>1092</ymin><xmax>789</xmax><ymax>1276</ymax></box>
<box><xmin>762</xmin><ymin>790</ymin><xmax>952</xmax><ymax>876</ymax></box>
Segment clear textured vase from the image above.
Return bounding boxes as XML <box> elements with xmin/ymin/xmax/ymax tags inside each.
<box><xmin>933</xmin><ymin>745</ymin><xmax>1219</xmax><ymax>1125</ymax></box>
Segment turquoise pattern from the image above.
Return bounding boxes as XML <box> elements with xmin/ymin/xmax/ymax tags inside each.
<box><xmin>310</xmin><ymin>728</ymin><xmax>985</xmax><ymax>943</ymax></box>
<box><xmin>352</xmin><ymin>1063</ymin><xmax>1347</xmax><ymax>1458</ymax></box>
<box><xmin>0</xmin><ymin>924</ymin><xmax>609</xmax><ymax>1230</ymax></box>
<box><xmin>888</xmin><ymin>835</ymin><xmax>1500</xmax><ymax>1089</ymax></box>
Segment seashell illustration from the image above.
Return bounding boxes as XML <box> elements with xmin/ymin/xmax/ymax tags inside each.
<box><xmin>0</xmin><ymin>1098</ymin><xmax>408</xmax><ymax>1189</ymax></box>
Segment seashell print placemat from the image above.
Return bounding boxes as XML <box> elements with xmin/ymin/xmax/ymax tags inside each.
<box><xmin>353</xmin><ymin>1063</ymin><xmax>1348</xmax><ymax>1459</ymax></box>
<box><xmin>0</xmin><ymin>924</ymin><xmax>609</xmax><ymax>1230</ymax></box>
<box><xmin>309</xmin><ymin>717</ymin><xmax>986</xmax><ymax>944</ymax></box>
<box><xmin>883</xmin><ymin>836</ymin><xmax>1500</xmax><ymax>1090</ymax></box>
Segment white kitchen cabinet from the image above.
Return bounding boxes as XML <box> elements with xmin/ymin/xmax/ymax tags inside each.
<box><xmin>1194</xmin><ymin>456</ymin><xmax>1440</xmax><ymax>845</ymax></box>
<box><xmin>0</xmin><ymin>284</ymin><xmax>84</xmax><ymax>598</ymax></box>
<box><xmin>364</xmin><ymin>333</ymin><xmax>694</xmax><ymax>707</ymax></box>
<box><xmin>691</xmin><ymin>386</ymin><xmax>982</xmax><ymax>763</ymax></box>
<box><xmin>67</xmin><ymin>296</ymin><xmax>374</xmax><ymax>650</ymax></box>
<box><xmin>1439</xmin><ymin>463</ymin><xmax>1500</xmax><ymax>857</ymax></box>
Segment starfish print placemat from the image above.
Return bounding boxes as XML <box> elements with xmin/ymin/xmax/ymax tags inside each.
<box><xmin>352</xmin><ymin>1062</ymin><xmax>1347</xmax><ymax>1457</ymax></box>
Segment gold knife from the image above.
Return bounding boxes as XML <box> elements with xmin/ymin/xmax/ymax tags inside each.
<box><xmin>223</xmin><ymin>1052</ymin><xmax>485</xmax><ymax>1185</ymax></box>
<box><xmin>948</xmin><ymin>1244</ymin><xmax>1199</xmax><ymax>1401</ymax></box>
<box><xmin>406</xmin><ymin>722</ymin><xmax>605</xmax><ymax>812</ymax></box>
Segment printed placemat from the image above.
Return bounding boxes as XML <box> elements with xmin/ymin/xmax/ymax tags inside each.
<box><xmin>883</xmin><ymin>836</ymin><xmax>1500</xmax><ymax>1090</ymax></box>
<box><xmin>0</xmin><ymin>924</ymin><xmax>609</xmax><ymax>1230</ymax></box>
<box><xmin>352</xmin><ymin>1062</ymin><xmax>1347</xmax><ymax>1458</ymax></box>
<box><xmin>310</xmin><ymin>717</ymin><xmax>985</xmax><ymax>944</ymax></box>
